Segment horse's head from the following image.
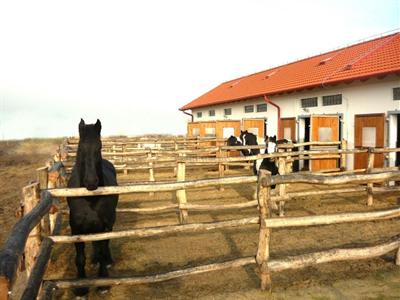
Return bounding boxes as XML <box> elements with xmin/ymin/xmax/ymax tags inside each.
<box><xmin>77</xmin><ymin>119</ymin><xmax>102</xmax><ymax>190</ymax></box>
<box><xmin>239</xmin><ymin>130</ymin><xmax>248</xmax><ymax>145</ymax></box>
<box><xmin>265</xmin><ymin>135</ymin><xmax>277</xmax><ymax>154</ymax></box>
<box><xmin>239</xmin><ymin>131</ymin><xmax>260</xmax><ymax>156</ymax></box>
<box><xmin>227</xmin><ymin>135</ymin><xmax>242</xmax><ymax>147</ymax></box>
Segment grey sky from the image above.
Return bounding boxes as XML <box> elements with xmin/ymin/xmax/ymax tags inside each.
<box><xmin>0</xmin><ymin>0</ymin><xmax>399</xmax><ymax>139</ymax></box>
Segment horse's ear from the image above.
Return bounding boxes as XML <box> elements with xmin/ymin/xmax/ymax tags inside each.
<box><xmin>95</xmin><ymin>119</ymin><xmax>102</xmax><ymax>134</ymax></box>
<box><xmin>79</xmin><ymin>119</ymin><xmax>85</xmax><ymax>136</ymax></box>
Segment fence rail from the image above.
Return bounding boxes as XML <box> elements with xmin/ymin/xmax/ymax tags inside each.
<box><xmin>1</xmin><ymin>137</ymin><xmax>400</xmax><ymax>299</ymax></box>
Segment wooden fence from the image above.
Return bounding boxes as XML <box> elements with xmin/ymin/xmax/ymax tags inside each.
<box><xmin>2</xmin><ymin>138</ymin><xmax>400</xmax><ymax>298</ymax></box>
<box><xmin>60</xmin><ymin>138</ymin><xmax>346</xmax><ymax>176</ymax></box>
<box><xmin>1</xmin><ymin>167</ymin><xmax>400</xmax><ymax>299</ymax></box>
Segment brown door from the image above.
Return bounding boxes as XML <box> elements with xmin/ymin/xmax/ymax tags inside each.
<box><xmin>199</xmin><ymin>121</ymin><xmax>216</xmax><ymax>147</ymax></box>
<box><xmin>187</xmin><ymin>122</ymin><xmax>216</xmax><ymax>146</ymax></box>
<box><xmin>216</xmin><ymin>120</ymin><xmax>241</xmax><ymax>139</ymax></box>
<box><xmin>243</xmin><ymin>118</ymin><xmax>265</xmax><ymax>140</ymax></box>
<box><xmin>187</xmin><ymin>122</ymin><xmax>200</xmax><ymax>138</ymax></box>
<box><xmin>310</xmin><ymin>115</ymin><xmax>340</xmax><ymax>171</ymax></box>
<box><xmin>280</xmin><ymin>118</ymin><xmax>296</xmax><ymax>140</ymax></box>
<box><xmin>216</xmin><ymin>120</ymin><xmax>241</xmax><ymax>156</ymax></box>
<box><xmin>354</xmin><ymin>114</ymin><xmax>385</xmax><ymax>169</ymax></box>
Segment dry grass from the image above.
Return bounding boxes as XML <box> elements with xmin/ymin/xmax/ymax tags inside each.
<box><xmin>0</xmin><ymin>138</ymin><xmax>62</xmax><ymax>245</ymax></box>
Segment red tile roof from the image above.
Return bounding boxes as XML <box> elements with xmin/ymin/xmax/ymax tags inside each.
<box><xmin>181</xmin><ymin>33</ymin><xmax>400</xmax><ymax>110</ymax></box>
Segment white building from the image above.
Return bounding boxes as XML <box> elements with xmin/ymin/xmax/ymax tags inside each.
<box><xmin>180</xmin><ymin>33</ymin><xmax>400</xmax><ymax>171</ymax></box>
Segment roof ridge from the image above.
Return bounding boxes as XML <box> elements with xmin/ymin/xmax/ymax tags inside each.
<box><xmin>221</xmin><ymin>31</ymin><xmax>400</xmax><ymax>85</ymax></box>
<box><xmin>321</xmin><ymin>32</ymin><xmax>400</xmax><ymax>86</ymax></box>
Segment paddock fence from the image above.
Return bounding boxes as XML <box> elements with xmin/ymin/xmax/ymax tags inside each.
<box><xmin>1</xmin><ymin>169</ymin><xmax>400</xmax><ymax>299</ymax></box>
<box><xmin>2</xmin><ymin>136</ymin><xmax>400</xmax><ymax>299</ymax></box>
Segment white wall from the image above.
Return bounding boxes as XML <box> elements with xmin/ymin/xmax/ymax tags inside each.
<box><xmin>190</xmin><ymin>75</ymin><xmax>400</xmax><ymax>169</ymax></box>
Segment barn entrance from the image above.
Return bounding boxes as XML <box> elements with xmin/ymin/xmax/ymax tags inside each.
<box><xmin>387</xmin><ymin>112</ymin><xmax>400</xmax><ymax>168</ymax></box>
<box><xmin>280</xmin><ymin>118</ymin><xmax>296</xmax><ymax>141</ymax></box>
<box><xmin>216</xmin><ymin>120</ymin><xmax>241</xmax><ymax>156</ymax></box>
<box><xmin>298</xmin><ymin>116</ymin><xmax>310</xmax><ymax>171</ymax></box>
<box><xmin>242</xmin><ymin>118</ymin><xmax>266</xmax><ymax>144</ymax></box>
<box><xmin>216</xmin><ymin>120</ymin><xmax>241</xmax><ymax>139</ymax></box>
<box><xmin>354</xmin><ymin>114</ymin><xmax>385</xmax><ymax>169</ymax></box>
<box><xmin>310</xmin><ymin>115</ymin><xmax>340</xmax><ymax>172</ymax></box>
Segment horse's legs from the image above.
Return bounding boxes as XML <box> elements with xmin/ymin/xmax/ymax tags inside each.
<box><xmin>93</xmin><ymin>240</ymin><xmax>111</xmax><ymax>294</ymax></box>
<box><xmin>91</xmin><ymin>241</ymin><xmax>100</xmax><ymax>266</ymax></box>
<box><xmin>74</xmin><ymin>242</ymin><xmax>89</xmax><ymax>297</ymax></box>
<box><xmin>104</xmin><ymin>239</ymin><xmax>113</xmax><ymax>267</ymax></box>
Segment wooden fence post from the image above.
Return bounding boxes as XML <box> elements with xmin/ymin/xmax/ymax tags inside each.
<box><xmin>340</xmin><ymin>139</ymin><xmax>347</xmax><ymax>170</ymax></box>
<box><xmin>396</xmin><ymin>247</ymin><xmax>400</xmax><ymax>266</ymax></box>
<box><xmin>0</xmin><ymin>277</ymin><xmax>9</xmax><ymax>300</ymax></box>
<box><xmin>366</xmin><ymin>148</ymin><xmax>375</xmax><ymax>206</ymax></box>
<box><xmin>37</xmin><ymin>167</ymin><xmax>50</xmax><ymax>236</ymax></box>
<box><xmin>256</xmin><ymin>169</ymin><xmax>272</xmax><ymax>291</ymax></box>
<box><xmin>112</xmin><ymin>144</ymin><xmax>117</xmax><ymax>161</ymax></box>
<box><xmin>36</xmin><ymin>167</ymin><xmax>48</xmax><ymax>190</ymax></box>
<box><xmin>278</xmin><ymin>154</ymin><xmax>286</xmax><ymax>217</ymax></box>
<box><xmin>218</xmin><ymin>147</ymin><xmax>225</xmax><ymax>191</ymax></box>
<box><xmin>148</xmin><ymin>151</ymin><xmax>155</xmax><ymax>196</ymax></box>
<box><xmin>285</xmin><ymin>146</ymin><xmax>293</xmax><ymax>174</ymax></box>
<box><xmin>122</xmin><ymin>144</ymin><xmax>128</xmax><ymax>175</ymax></box>
<box><xmin>47</xmin><ymin>169</ymin><xmax>61</xmax><ymax>233</ymax></box>
<box><xmin>176</xmin><ymin>161</ymin><xmax>188</xmax><ymax>224</ymax></box>
<box><xmin>22</xmin><ymin>183</ymin><xmax>41</xmax><ymax>278</ymax></box>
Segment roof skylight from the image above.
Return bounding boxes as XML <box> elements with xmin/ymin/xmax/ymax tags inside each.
<box><xmin>319</xmin><ymin>57</ymin><xmax>333</xmax><ymax>65</ymax></box>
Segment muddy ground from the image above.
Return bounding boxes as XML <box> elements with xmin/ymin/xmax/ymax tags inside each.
<box><xmin>1</xmin><ymin>139</ymin><xmax>400</xmax><ymax>299</ymax></box>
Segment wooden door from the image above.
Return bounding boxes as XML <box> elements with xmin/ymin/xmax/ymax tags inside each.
<box><xmin>243</xmin><ymin>119</ymin><xmax>265</xmax><ymax>141</ymax></box>
<box><xmin>216</xmin><ymin>120</ymin><xmax>241</xmax><ymax>156</ymax></box>
<box><xmin>354</xmin><ymin>114</ymin><xmax>385</xmax><ymax>169</ymax></box>
<box><xmin>216</xmin><ymin>120</ymin><xmax>241</xmax><ymax>139</ymax></box>
<box><xmin>310</xmin><ymin>115</ymin><xmax>340</xmax><ymax>171</ymax></box>
<box><xmin>199</xmin><ymin>121</ymin><xmax>216</xmax><ymax>147</ymax></box>
<box><xmin>187</xmin><ymin>122</ymin><xmax>200</xmax><ymax>138</ymax></box>
<box><xmin>280</xmin><ymin>118</ymin><xmax>296</xmax><ymax>141</ymax></box>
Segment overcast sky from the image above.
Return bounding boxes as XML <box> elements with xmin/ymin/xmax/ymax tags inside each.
<box><xmin>0</xmin><ymin>0</ymin><xmax>399</xmax><ymax>139</ymax></box>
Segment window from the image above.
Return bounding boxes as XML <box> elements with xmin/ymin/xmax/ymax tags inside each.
<box><xmin>301</xmin><ymin>97</ymin><xmax>318</xmax><ymax>108</ymax></box>
<box><xmin>256</xmin><ymin>103</ymin><xmax>267</xmax><ymax>112</ymax></box>
<box><xmin>322</xmin><ymin>94</ymin><xmax>342</xmax><ymax>106</ymax></box>
<box><xmin>244</xmin><ymin>105</ymin><xmax>254</xmax><ymax>113</ymax></box>
<box><xmin>196</xmin><ymin>112</ymin><xmax>202</xmax><ymax>118</ymax></box>
<box><xmin>209</xmin><ymin>109</ymin><xmax>215</xmax><ymax>117</ymax></box>
<box><xmin>362</xmin><ymin>127</ymin><xmax>376</xmax><ymax>147</ymax></box>
<box><xmin>192</xmin><ymin>128</ymin><xmax>200</xmax><ymax>137</ymax></box>
<box><xmin>283</xmin><ymin>127</ymin><xmax>291</xmax><ymax>140</ymax></box>
<box><xmin>393</xmin><ymin>87</ymin><xmax>400</xmax><ymax>100</ymax></box>
<box><xmin>247</xmin><ymin>127</ymin><xmax>259</xmax><ymax>136</ymax></box>
<box><xmin>223</xmin><ymin>127</ymin><xmax>235</xmax><ymax>138</ymax></box>
<box><xmin>205</xmin><ymin>127</ymin><xmax>216</xmax><ymax>137</ymax></box>
<box><xmin>224</xmin><ymin>108</ymin><xmax>232</xmax><ymax>115</ymax></box>
<box><xmin>318</xmin><ymin>127</ymin><xmax>333</xmax><ymax>142</ymax></box>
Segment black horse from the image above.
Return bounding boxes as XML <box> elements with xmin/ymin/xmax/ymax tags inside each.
<box><xmin>240</xmin><ymin>130</ymin><xmax>260</xmax><ymax>156</ymax></box>
<box><xmin>265</xmin><ymin>135</ymin><xmax>299</xmax><ymax>173</ymax></box>
<box><xmin>227</xmin><ymin>134</ymin><xmax>247</xmax><ymax>156</ymax></box>
<box><xmin>67</xmin><ymin>119</ymin><xmax>119</xmax><ymax>297</ymax></box>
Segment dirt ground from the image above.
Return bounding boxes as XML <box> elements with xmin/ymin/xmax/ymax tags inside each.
<box><xmin>1</xmin><ymin>139</ymin><xmax>400</xmax><ymax>299</ymax></box>
<box><xmin>0</xmin><ymin>139</ymin><xmax>62</xmax><ymax>245</ymax></box>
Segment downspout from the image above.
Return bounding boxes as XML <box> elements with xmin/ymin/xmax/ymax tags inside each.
<box><xmin>181</xmin><ymin>110</ymin><xmax>193</xmax><ymax>122</ymax></box>
<box><xmin>263</xmin><ymin>94</ymin><xmax>281</xmax><ymax>139</ymax></box>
